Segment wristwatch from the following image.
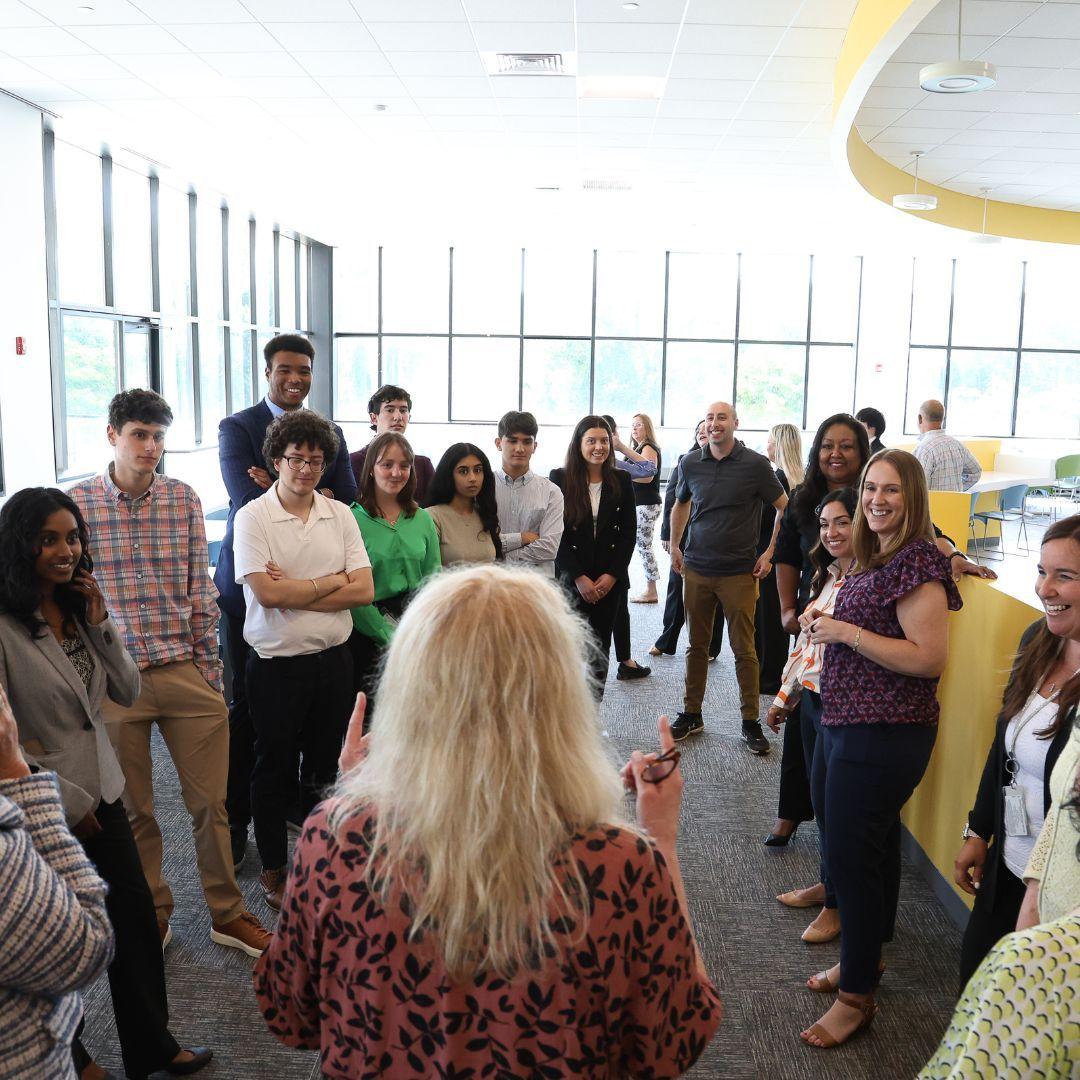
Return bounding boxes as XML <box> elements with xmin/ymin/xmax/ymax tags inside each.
<box><xmin>962</xmin><ymin>821</ymin><xmax>982</xmax><ymax>842</ymax></box>
<box><xmin>949</xmin><ymin>551</ymin><xmax>965</xmax><ymax>561</ymax></box>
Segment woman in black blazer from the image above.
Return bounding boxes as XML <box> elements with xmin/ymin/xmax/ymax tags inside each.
<box><xmin>954</xmin><ymin>616</ymin><xmax>1078</xmax><ymax>990</ymax></box>
<box><xmin>550</xmin><ymin>415</ymin><xmax>636</xmax><ymax>695</ymax></box>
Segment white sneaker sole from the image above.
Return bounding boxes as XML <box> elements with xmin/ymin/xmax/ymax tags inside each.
<box><xmin>160</xmin><ymin>924</ymin><xmax>173</xmax><ymax>952</ymax></box>
<box><xmin>210</xmin><ymin>928</ymin><xmax>267</xmax><ymax>958</ymax></box>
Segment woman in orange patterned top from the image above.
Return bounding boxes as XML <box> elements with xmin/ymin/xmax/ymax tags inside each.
<box><xmin>254</xmin><ymin>564</ymin><xmax>721</xmax><ymax>1079</ymax></box>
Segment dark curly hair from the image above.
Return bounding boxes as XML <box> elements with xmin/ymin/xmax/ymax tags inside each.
<box><xmin>109</xmin><ymin>388</ymin><xmax>173</xmax><ymax>429</ymax></box>
<box><xmin>367</xmin><ymin>384</ymin><xmax>413</xmax><ymax>432</ymax></box>
<box><xmin>807</xmin><ymin>487</ymin><xmax>858</xmax><ymax>603</ymax></box>
<box><xmin>261</xmin><ymin>409</ymin><xmax>339</xmax><ymax>475</ymax></box>
<box><xmin>0</xmin><ymin>488</ymin><xmax>92</xmax><ymax>639</ymax></box>
<box><xmin>424</xmin><ymin>443</ymin><xmax>503</xmax><ymax>560</ymax></box>
<box><xmin>357</xmin><ymin>432</ymin><xmax>418</xmax><ymax>520</ymax></box>
<box><xmin>790</xmin><ymin>413</ymin><xmax>870</xmax><ymax>533</ymax></box>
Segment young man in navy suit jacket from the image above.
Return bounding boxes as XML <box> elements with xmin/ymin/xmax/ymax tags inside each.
<box><xmin>215</xmin><ymin>334</ymin><xmax>356</xmax><ymax>865</ymax></box>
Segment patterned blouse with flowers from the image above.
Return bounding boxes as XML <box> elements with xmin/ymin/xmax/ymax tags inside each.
<box><xmin>254</xmin><ymin>804</ymin><xmax>721</xmax><ymax>1080</ymax></box>
<box><xmin>820</xmin><ymin>538</ymin><xmax>962</xmax><ymax>727</ymax></box>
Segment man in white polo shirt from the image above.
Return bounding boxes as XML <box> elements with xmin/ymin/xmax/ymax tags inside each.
<box><xmin>233</xmin><ymin>409</ymin><xmax>374</xmax><ymax>909</ymax></box>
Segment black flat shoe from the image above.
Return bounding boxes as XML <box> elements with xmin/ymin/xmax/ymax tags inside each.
<box><xmin>764</xmin><ymin>826</ymin><xmax>798</xmax><ymax>847</ymax></box>
<box><xmin>165</xmin><ymin>1047</ymin><xmax>214</xmax><ymax>1076</ymax></box>
<box><xmin>616</xmin><ymin>661</ymin><xmax>651</xmax><ymax>680</ymax></box>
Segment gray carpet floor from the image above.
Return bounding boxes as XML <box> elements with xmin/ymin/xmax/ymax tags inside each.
<box><xmin>80</xmin><ymin>553</ymin><xmax>960</xmax><ymax>1079</ymax></box>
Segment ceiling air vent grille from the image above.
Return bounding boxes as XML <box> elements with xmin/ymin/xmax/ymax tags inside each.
<box><xmin>581</xmin><ymin>178</ymin><xmax>633</xmax><ymax>192</ymax></box>
<box><xmin>484</xmin><ymin>52</ymin><xmax>572</xmax><ymax>76</ymax></box>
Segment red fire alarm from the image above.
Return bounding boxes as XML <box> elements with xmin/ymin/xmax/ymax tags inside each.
<box><xmin>15</xmin><ymin>337</ymin><xmax>25</xmax><ymax>355</ymax></box>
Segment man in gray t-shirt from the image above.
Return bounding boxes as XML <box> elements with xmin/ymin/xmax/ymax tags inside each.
<box><xmin>669</xmin><ymin>401</ymin><xmax>788</xmax><ymax>751</ymax></box>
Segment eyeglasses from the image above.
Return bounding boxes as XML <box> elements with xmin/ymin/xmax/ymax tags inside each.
<box><xmin>642</xmin><ymin>747</ymin><xmax>681</xmax><ymax>784</ymax></box>
<box><xmin>282</xmin><ymin>456</ymin><xmax>325</xmax><ymax>474</ymax></box>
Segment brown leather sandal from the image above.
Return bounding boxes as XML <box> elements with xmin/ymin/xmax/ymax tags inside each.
<box><xmin>807</xmin><ymin>962</ymin><xmax>884</xmax><ymax>993</ymax></box>
<box><xmin>800</xmin><ymin>992</ymin><xmax>878</xmax><ymax>1048</ymax></box>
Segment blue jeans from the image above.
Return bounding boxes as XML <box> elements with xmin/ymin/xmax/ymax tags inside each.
<box><xmin>818</xmin><ymin>722</ymin><xmax>936</xmax><ymax>994</ymax></box>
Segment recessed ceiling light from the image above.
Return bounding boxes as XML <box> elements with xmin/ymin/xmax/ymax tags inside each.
<box><xmin>77</xmin><ymin>4</ymin><xmax>95</xmax><ymax>10</ymax></box>
<box><xmin>373</xmin><ymin>103</ymin><xmax>388</xmax><ymax>112</ymax></box>
<box><xmin>623</xmin><ymin>2</ymin><xmax>640</xmax><ymax>9</ymax></box>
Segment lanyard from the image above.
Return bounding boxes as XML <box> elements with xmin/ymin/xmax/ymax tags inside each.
<box><xmin>1005</xmin><ymin>670</ymin><xmax>1079</xmax><ymax>785</ymax></box>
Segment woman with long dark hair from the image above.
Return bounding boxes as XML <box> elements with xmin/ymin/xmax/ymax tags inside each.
<box><xmin>424</xmin><ymin>443</ymin><xmax>503</xmax><ymax>565</ymax></box>
<box><xmin>767</xmin><ymin>487</ymin><xmax>857</xmax><ymax>947</ymax></box>
<box><xmin>550</xmin><ymin>416</ymin><xmax>636</xmax><ymax>693</ymax></box>
<box><xmin>954</xmin><ymin>514</ymin><xmax>1080</xmax><ymax>986</ymax></box>
<box><xmin>799</xmin><ymin>450</ymin><xmax>962</xmax><ymax>1048</ymax></box>
<box><xmin>0</xmin><ymin>488</ymin><xmax>209</xmax><ymax>1080</ymax></box>
<box><xmin>767</xmin><ymin>414</ymin><xmax>871</xmax><ymax>846</ymax></box>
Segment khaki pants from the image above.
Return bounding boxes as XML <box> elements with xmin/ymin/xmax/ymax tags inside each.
<box><xmin>683</xmin><ymin>567</ymin><xmax>760</xmax><ymax>723</ymax></box>
<box><xmin>103</xmin><ymin>660</ymin><xmax>245</xmax><ymax>925</ymax></box>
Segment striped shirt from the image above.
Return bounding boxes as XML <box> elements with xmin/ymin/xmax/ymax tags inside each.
<box><xmin>70</xmin><ymin>468</ymin><xmax>224</xmax><ymax>693</ymax></box>
<box><xmin>495</xmin><ymin>469</ymin><xmax>564</xmax><ymax>577</ymax></box>
<box><xmin>0</xmin><ymin>772</ymin><xmax>114</xmax><ymax>1080</ymax></box>
<box><xmin>913</xmin><ymin>430</ymin><xmax>983</xmax><ymax>492</ymax></box>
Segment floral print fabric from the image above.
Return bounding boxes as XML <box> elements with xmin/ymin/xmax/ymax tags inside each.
<box><xmin>254</xmin><ymin>805</ymin><xmax>720</xmax><ymax>1079</ymax></box>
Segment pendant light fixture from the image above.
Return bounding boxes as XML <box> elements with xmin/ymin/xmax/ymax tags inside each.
<box><xmin>893</xmin><ymin>151</ymin><xmax>938</xmax><ymax>211</ymax></box>
<box><xmin>921</xmin><ymin>0</ymin><xmax>997</xmax><ymax>93</ymax></box>
<box><xmin>971</xmin><ymin>187</ymin><xmax>1001</xmax><ymax>244</ymax></box>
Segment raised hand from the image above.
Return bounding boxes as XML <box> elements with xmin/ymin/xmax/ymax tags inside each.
<box><xmin>338</xmin><ymin>693</ymin><xmax>371</xmax><ymax>776</ymax></box>
<box><xmin>73</xmin><ymin>569</ymin><xmax>108</xmax><ymax>625</ymax></box>
<box><xmin>623</xmin><ymin>716</ymin><xmax>683</xmax><ymax>846</ymax></box>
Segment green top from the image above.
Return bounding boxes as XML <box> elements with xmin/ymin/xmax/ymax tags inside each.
<box><xmin>349</xmin><ymin>503</ymin><xmax>441</xmax><ymax>645</ymax></box>
<box><xmin>919</xmin><ymin>912</ymin><xmax>1080</xmax><ymax>1079</ymax></box>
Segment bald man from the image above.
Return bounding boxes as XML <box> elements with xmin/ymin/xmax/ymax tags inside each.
<box><xmin>913</xmin><ymin>399</ymin><xmax>982</xmax><ymax>491</ymax></box>
<box><xmin>668</xmin><ymin>401</ymin><xmax>788</xmax><ymax>752</ymax></box>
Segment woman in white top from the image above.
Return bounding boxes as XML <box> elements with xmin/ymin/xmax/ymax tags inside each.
<box><xmin>766</xmin><ymin>488</ymin><xmax>856</xmax><ymax>948</ymax></box>
<box><xmin>953</xmin><ymin>513</ymin><xmax>1080</xmax><ymax>989</ymax></box>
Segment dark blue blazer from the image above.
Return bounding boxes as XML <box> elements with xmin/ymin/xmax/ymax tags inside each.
<box><xmin>213</xmin><ymin>401</ymin><xmax>357</xmax><ymax>617</ymax></box>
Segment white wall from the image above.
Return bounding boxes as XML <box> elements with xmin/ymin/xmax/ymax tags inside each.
<box><xmin>0</xmin><ymin>95</ymin><xmax>56</xmax><ymax>497</ymax></box>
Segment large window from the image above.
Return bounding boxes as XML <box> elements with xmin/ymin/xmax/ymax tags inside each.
<box><xmin>334</xmin><ymin>247</ymin><xmax>863</xmax><ymax>429</ymax></box>
<box><xmin>46</xmin><ymin>133</ymin><xmax>322</xmax><ymax>478</ymax></box>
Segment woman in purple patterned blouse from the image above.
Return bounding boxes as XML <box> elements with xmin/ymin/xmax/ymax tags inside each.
<box><xmin>797</xmin><ymin>450</ymin><xmax>962</xmax><ymax>1049</ymax></box>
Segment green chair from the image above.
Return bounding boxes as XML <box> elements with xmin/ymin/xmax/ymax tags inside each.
<box><xmin>973</xmin><ymin>484</ymin><xmax>1029</xmax><ymax>559</ymax></box>
<box><xmin>1051</xmin><ymin>454</ymin><xmax>1080</xmax><ymax>520</ymax></box>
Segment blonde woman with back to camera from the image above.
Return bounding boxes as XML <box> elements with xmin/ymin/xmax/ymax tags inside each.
<box><xmin>254</xmin><ymin>564</ymin><xmax>721</xmax><ymax>1078</ymax></box>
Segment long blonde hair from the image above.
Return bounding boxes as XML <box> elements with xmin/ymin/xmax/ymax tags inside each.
<box><xmin>329</xmin><ymin>564</ymin><xmax>629</xmax><ymax>981</ymax></box>
<box><xmin>770</xmin><ymin>423</ymin><xmax>804</xmax><ymax>487</ymax></box>
<box><xmin>851</xmin><ymin>449</ymin><xmax>935</xmax><ymax>570</ymax></box>
<box><xmin>632</xmin><ymin>412</ymin><xmax>657</xmax><ymax>448</ymax></box>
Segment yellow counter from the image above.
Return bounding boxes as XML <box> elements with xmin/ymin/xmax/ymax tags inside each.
<box><xmin>902</xmin><ymin>572</ymin><xmax>1042</xmax><ymax>910</ymax></box>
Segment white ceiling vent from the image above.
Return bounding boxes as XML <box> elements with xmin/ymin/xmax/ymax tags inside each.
<box><xmin>482</xmin><ymin>52</ymin><xmax>575</xmax><ymax>76</ymax></box>
<box><xmin>581</xmin><ymin>178</ymin><xmax>633</xmax><ymax>192</ymax></box>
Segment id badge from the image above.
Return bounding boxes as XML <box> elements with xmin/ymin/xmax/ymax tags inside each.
<box><xmin>1003</xmin><ymin>785</ymin><xmax>1029</xmax><ymax>837</ymax></box>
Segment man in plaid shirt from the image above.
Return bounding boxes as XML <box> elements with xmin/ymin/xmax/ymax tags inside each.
<box><xmin>71</xmin><ymin>389</ymin><xmax>270</xmax><ymax>959</ymax></box>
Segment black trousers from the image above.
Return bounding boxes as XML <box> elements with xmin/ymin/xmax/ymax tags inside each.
<box><xmin>798</xmin><ymin>690</ymin><xmax>834</xmax><ymax>907</ymax></box>
<box><xmin>959</xmin><ymin>862</ymin><xmax>1027</xmax><ymax>992</ymax></box>
<box><xmin>754</xmin><ymin>570</ymin><xmax>788</xmax><ymax>694</ymax></box>
<box><xmin>247</xmin><ymin>642</ymin><xmax>353</xmax><ymax>870</ymax></box>
<box><xmin>566</xmin><ymin>580</ymin><xmax>626</xmax><ymax>695</ymax></box>
<box><xmin>222</xmin><ymin>608</ymin><xmax>254</xmax><ymax>835</ymax></box>
<box><xmin>77</xmin><ymin>798</ymin><xmax>180</xmax><ymax>1079</ymax></box>
<box><xmin>346</xmin><ymin>627</ymin><xmax>385</xmax><ymax>732</ymax></box>
<box><xmin>653</xmin><ymin>564</ymin><xmax>724</xmax><ymax>657</ymax></box>
<box><xmin>777</xmin><ymin>702</ymin><xmax>815</xmax><ymax>824</ymax></box>
<box><xmin>611</xmin><ymin>590</ymin><xmax>639</xmax><ymax>663</ymax></box>
<box><xmin>816</xmin><ymin>722</ymin><xmax>936</xmax><ymax>994</ymax></box>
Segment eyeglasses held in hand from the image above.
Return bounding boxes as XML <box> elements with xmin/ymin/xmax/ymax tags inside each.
<box><xmin>282</xmin><ymin>456</ymin><xmax>326</xmax><ymax>474</ymax></box>
<box><xmin>642</xmin><ymin>747</ymin><xmax>681</xmax><ymax>784</ymax></box>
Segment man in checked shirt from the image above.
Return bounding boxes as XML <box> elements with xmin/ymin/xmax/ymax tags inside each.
<box><xmin>71</xmin><ymin>389</ymin><xmax>271</xmax><ymax>959</ymax></box>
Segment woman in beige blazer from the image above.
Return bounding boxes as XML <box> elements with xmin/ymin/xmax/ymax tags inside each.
<box><xmin>0</xmin><ymin>488</ymin><xmax>210</xmax><ymax>1080</ymax></box>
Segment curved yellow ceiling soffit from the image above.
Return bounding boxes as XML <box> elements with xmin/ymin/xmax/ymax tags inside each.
<box><xmin>833</xmin><ymin>0</ymin><xmax>1080</xmax><ymax>244</ymax></box>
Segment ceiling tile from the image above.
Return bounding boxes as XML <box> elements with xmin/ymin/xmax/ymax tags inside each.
<box><xmin>577</xmin><ymin>98</ymin><xmax>659</xmax><ymax>116</ymax></box>
<box><xmin>726</xmin><ymin>118</ymin><xmax>807</xmax><ymax>137</ymax></box>
<box><xmin>132</xmin><ymin>0</ymin><xmax>255</xmax><ymax>23</ymax></box>
<box><xmin>424</xmin><ymin>113</ymin><xmax>505</xmax><ymax>131</ymax></box>
<box><xmin>575</xmin><ymin>0</ymin><xmax>687</xmax><ymax>22</ymax></box>
<box><xmin>678</xmin><ymin>25</ymin><xmax>785</xmax><ymax>55</ymax></box>
<box><xmin>657</xmin><ymin>97</ymin><xmax>742</xmax><ymax>118</ymax></box>
<box><xmin>165</xmin><ymin>23</ymin><xmax>284</xmax><ymax>52</ymax></box>
<box><xmin>1027</xmin><ymin>69</ymin><xmax>1080</xmax><ymax>94</ymax></box>
<box><xmin>576</xmin><ymin>22</ymin><xmax>681</xmax><ymax>53</ymax></box>
<box><xmin>68</xmin><ymin>26</ymin><xmax>189</xmax><ymax>53</ymax></box>
<box><xmin>901</xmin><ymin>107</ymin><xmax>988</xmax><ymax>129</ymax></box>
<box><xmin>118</xmin><ymin>52</ymin><xmax>220</xmax><ymax>80</ymax></box>
<box><xmin>738</xmin><ymin>99</ymin><xmax>824</xmax><ymax>122</ymax></box>
<box><xmin>241</xmin><ymin>0</ymin><xmax>358</xmax><ymax>20</ymax></box>
<box><xmin>351</xmin><ymin>0</ymin><xmax>464</xmax><ymax>19</ymax></box>
<box><xmin>505</xmin><ymin>114</ymin><xmax>578</xmax><ymax>132</ymax></box>
<box><xmin>577</xmin><ymin>51</ymin><xmax>672</xmax><ymax>76</ymax></box>
<box><xmin>365</xmin><ymin>21</ymin><xmax>476</xmax><ymax>51</ymax></box>
<box><xmin>292</xmin><ymin>52</ymin><xmax>395</xmax><ymax>76</ymax></box>
<box><xmin>316</xmin><ymin>74</ymin><xmax>411</xmax><ymax>97</ymax></box>
<box><xmin>22</xmin><ymin>53</ymin><xmax>134</xmax><ymax>80</ymax></box>
<box><xmin>716</xmin><ymin>134</ymin><xmax>795</xmax><ymax>150</ymax></box>
<box><xmin>22</xmin><ymin>0</ymin><xmax>152</xmax><ymax>24</ymax></box>
<box><xmin>760</xmin><ymin>56</ymin><xmax>837</xmax><ymax>81</ymax></box>
<box><xmin>795</xmin><ymin>0</ymin><xmax>858</xmax><ymax>31</ymax></box>
<box><xmin>256</xmin><ymin>97</ymin><xmax>343</xmax><ymax>117</ymax></box>
<box><xmin>0</xmin><ymin>56</ymin><xmax>46</xmax><ymax>79</ymax></box>
<box><xmin>469</xmin><ymin>21</ymin><xmax>574</xmax><ymax>52</ymax></box>
<box><xmin>70</xmin><ymin>77</ymin><xmax>165</xmax><ymax>99</ymax></box>
<box><xmin>916</xmin><ymin>1</ymin><xmax>1043</xmax><ymax>37</ymax></box>
<box><xmin>337</xmin><ymin>96</ymin><xmax>420</xmax><ymax>116</ymax></box>
<box><xmin>496</xmin><ymin>97</ymin><xmax>575</xmax><ymax>115</ymax></box>
<box><xmin>465</xmin><ymin>0</ymin><xmax>572</xmax><ymax>19</ymax></box>
<box><xmin>1012</xmin><ymin>3</ymin><xmax>1080</xmax><ymax>38</ymax></box>
<box><xmin>2</xmin><ymin>77</ymin><xmax>85</xmax><ymax>100</ymax></box>
<box><xmin>664</xmin><ymin>74</ymin><xmax>762</xmax><ymax>99</ymax></box>
<box><xmin>204</xmin><ymin>52</ymin><xmax>306</xmax><ymax>77</ymax></box>
<box><xmin>491</xmin><ymin>75</ymin><xmax>575</xmax><ymax>97</ymax></box>
<box><xmin>0</xmin><ymin>1</ymin><xmax>50</xmax><ymax>27</ymax></box>
<box><xmin>667</xmin><ymin>54</ymin><xmax>768</xmax><ymax>79</ymax></box>
<box><xmin>649</xmin><ymin>132</ymin><xmax>715</xmax><ymax>149</ymax></box>
<box><xmin>687</xmin><ymin>1</ymin><xmax>801</xmax><ymax>27</ymax></box>
<box><xmin>889</xmin><ymin>33</ymin><xmax>996</xmax><ymax>65</ymax></box>
<box><xmin>871</xmin><ymin>125</ymin><xmax>956</xmax><ymax>146</ymax></box>
<box><xmin>580</xmin><ymin>115</ymin><xmax>654</xmax><ymax>133</ymax></box>
<box><xmin>652</xmin><ymin>116</ymin><xmax>730</xmax><ymax>135</ymax></box>
<box><xmin>975</xmin><ymin>111</ymin><xmax>1080</xmax><ymax>134</ymax></box>
<box><xmin>981</xmin><ymin>36</ymin><xmax>1080</xmax><ymax>68</ymax></box>
<box><xmin>384</xmin><ymin>52</ymin><xmax>486</xmax><ymax>76</ymax></box>
<box><xmin>403</xmin><ymin>74</ymin><xmax>498</xmax><ymax>97</ymax></box>
<box><xmin>774</xmin><ymin>26</ymin><xmax>847</xmax><ymax>58</ymax></box>
<box><xmin>750</xmin><ymin>80</ymin><xmax>832</xmax><ymax>104</ymax></box>
<box><xmin>214</xmin><ymin>75</ymin><xmax>328</xmax><ymax>97</ymax></box>
<box><xmin>0</xmin><ymin>26</ymin><xmax>94</xmax><ymax>54</ymax></box>
<box><xmin>414</xmin><ymin>95</ymin><xmax>497</xmax><ymax>114</ymax></box>
<box><xmin>259</xmin><ymin>22</ymin><xmax>379</xmax><ymax>51</ymax></box>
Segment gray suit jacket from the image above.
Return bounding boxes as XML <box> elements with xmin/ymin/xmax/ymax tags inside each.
<box><xmin>0</xmin><ymin>613</ymin><xmax>140</xmax><ymax>825</ymax></box>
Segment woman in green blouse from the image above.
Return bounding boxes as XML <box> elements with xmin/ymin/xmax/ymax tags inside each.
<box><xmin>349</xmin><ymin>433</ymin><xmax>441</xmax><ymax>719</ymax></box>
